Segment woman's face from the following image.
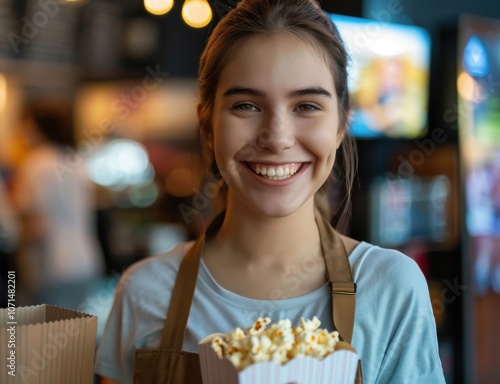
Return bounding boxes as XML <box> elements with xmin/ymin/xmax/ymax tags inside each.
<box><xmin>211</xmin><ymin>33</ymin><xmax>341</xmax><ymax>218</ymax></box>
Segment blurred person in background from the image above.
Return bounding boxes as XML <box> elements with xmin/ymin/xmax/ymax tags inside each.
<box><xmin>12</xmin><ymin>99</ymin><xmax>105</xmax><ymax>309</ymax></box>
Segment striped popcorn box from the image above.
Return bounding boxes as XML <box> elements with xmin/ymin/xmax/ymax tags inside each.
<box><xmin>199</xmin><ymin>317</ymin><xmax>360</xmax><ymax>384</ymax></box>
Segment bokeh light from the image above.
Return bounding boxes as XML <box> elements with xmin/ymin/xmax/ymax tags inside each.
<box><xmin>182</xmin><ymin>0</ymin><xmax>212</xmax><ymax>28</ymax></box>
<box><xmin>144</xmin><ymin>0</ymin><xmax>174</xmax><ymax>16</ymax></box>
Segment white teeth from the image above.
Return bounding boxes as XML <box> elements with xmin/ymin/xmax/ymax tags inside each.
<box><xmin>251</xmin><ymin>164</ymin><xmax>301</xmax><ymax>180</ymax></box>
<box><xmin>264</xmin><ymin>176</ymin><xmax>288</xmax><ymax>180</ymax></box>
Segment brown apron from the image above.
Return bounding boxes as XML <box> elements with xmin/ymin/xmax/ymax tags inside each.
<box><xmin>133</xmin><ymin>211</ymin><xmax>363</xmax><ymax>383</ymax></box>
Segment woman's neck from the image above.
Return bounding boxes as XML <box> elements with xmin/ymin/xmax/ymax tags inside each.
<box><xmin>209</xmin><ymin>194</ymin><xmax>321</xmax><ymax>266</ymax></box>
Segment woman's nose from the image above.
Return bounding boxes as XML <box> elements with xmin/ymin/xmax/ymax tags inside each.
<box><xmin>256</xmin><ymin>113</ymin><xmax>295</xmax><ymax>152</ymax></box>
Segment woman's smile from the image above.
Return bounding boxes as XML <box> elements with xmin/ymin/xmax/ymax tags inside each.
<box><xmin>243</xmin><ymin>161</ymin><xmax>310</xmax><ymax>185</ymax></box>
<box><xmin>248</xmin><ymin>162</ymin><xmax>302</xmax><ymax>178</ymax></box>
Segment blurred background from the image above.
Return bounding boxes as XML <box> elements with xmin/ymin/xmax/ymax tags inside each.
<box><xmin>0</xmin><ymin>0</ymin><xmax>499</xmax><ymax>383</ymax></box>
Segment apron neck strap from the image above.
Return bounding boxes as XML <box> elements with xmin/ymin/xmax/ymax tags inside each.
<box><xmin>160</xmin><ymin>233</ymin><xmax>205</xmax><ymax>350</ymax></box>
<box><xmin>160</xmin><ymin>213</ymin><xmax>225</xmax><ymax>350</ymax></box>
<box><xmin>160</xmin><ymin>211</ymin><xmax>356</xmax><ymax>350</ymax></box>
<box><xmin>315</xmin><ymin>210</ymin><xmax>356</xmax><ymax>344</ymax></box>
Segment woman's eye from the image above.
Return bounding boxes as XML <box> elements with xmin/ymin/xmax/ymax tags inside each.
<box><xmin>233</xmin><ymin>103</ymin><xmax>258</xmax><ymax>111</ymax></box>
<box><xmin>295</xmin><ymin>103</ymin><xmax>321</xmax><ymax>112</ymax></box>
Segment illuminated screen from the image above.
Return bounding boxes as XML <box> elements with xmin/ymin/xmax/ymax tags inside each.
<box><xmin>370</xmin><ymin>177</ymin><xmax>449</xmax><ymax>247</ymax></box>
<box><xmin>330</xmin><ymin>14</ymin><xmax>431</xmax><ymax>138</ymax></box>
<box><xmin>459</xmin><ymin>15</ymin><xmax>500</xmax><ymax>295</ymax></box>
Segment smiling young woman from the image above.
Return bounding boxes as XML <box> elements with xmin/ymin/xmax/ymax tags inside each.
<box><xmin>95</xmin><ymin>1</ymin><xmax>446</xmax><ymax>383</ymax></box>
<box><xmin>201</xmin><ymin>31</ymin><xmax>342</xmax><ymax>302</ymax></box>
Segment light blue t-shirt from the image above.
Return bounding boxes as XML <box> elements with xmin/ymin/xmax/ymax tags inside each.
<box><xmin>95</xmin><ymin>241</ymin><xmax>446</xmax><ymax>384</ymax></box>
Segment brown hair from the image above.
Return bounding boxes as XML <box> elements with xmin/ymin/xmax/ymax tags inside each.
<box><xmin>196</xmin><ymin>0</ymin><xmax>357</xmax><ymax>228</ymax></box>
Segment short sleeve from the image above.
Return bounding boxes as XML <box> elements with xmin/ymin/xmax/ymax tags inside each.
<box><xmin>372</xmin><ymin>256</ymin><xmax>446</xmax><ymax>384</ymax></box>
<box><xmin>94</xmin><ymin>269</ymin><xmax>139</xmax><ymax>382</ymax></box>
<box><xmin>94</xmin><ymin>244</ymin><xmax>188</xmax><ymax>383</ymax></box>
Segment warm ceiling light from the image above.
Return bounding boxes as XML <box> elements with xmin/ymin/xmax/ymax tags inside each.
<box><xmin>182</xmin><ymin>0</ymin><xmax>212</xmax><ymax>28</ymax></box>
<box><xmin>144</xmin><ymin>0</ymin><xmax>174</xmax><ymax>16</ymax></box>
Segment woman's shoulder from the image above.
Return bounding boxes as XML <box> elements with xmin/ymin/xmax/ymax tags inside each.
<box><xmin>347</xmin><ymin>239</ymin><xmax>429</xmax><ymax>292</ymax></box>
<box><xmin>115</xmin><ymin>241</ymin><xmax>195</xmax><ymax>297</ymax></box>
<box><xmin>346</xmin><ymin>237</ymin><xmax>417</xmax><ymax>267</ymax></box>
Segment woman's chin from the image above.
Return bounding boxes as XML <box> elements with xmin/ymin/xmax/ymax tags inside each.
<box><xmin>246</xmin><ymin>200</ymin><xmax>308</xmax><ymax>219</ymax></box>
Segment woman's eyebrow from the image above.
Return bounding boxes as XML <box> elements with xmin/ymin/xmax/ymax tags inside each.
<box><xmin>288</xmin><ymin>87</ymin><xmax>332</xmax><ymax>98</ymax></box>
<box><xmin>223</xmin><ymin>86</ymin><xmax>266</xmax><ymax>97</ymax></box>
<box><xmin>223</xmin><ymin>86</ymin><xmax>332</xmax><ymax>99</ymax></box>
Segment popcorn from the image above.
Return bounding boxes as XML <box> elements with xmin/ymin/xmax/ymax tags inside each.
<box><xmin>209</xmin><ymin>317</ymin><xmax>341</xmax><ymax>371</ymax></box>
<box><xmin>249</xmin><ymin>317</ymin><xmax>272</xmax><ymax>335</ymax></box>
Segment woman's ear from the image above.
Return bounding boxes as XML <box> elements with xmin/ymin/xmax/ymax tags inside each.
<box><xmin>200</xmin><ymin>125</ymin><xmax>214</xmax><ymax>150</ymax></box>
<box><xmin>198</xmin><ymin>103</ymin><xmax>214</xmax><ymax>150</ymax></box>
<box><xmin>336</xmin><ymin>128</ymin><xmax>346</xmax><ymax>150</ymax></box>
<box><xmin>206</xmin><ymin>131</ymin><xmax>214</xmax><ymax>150</ymax></box>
